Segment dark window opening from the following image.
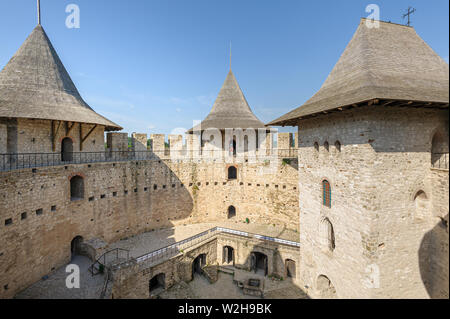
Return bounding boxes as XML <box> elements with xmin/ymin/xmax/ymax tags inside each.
<box><xmin>61</xmin><ymin>137</ymin><xmax>73</xmax><ymax>162</ymax></box>
<box><xmin>21</xmin><ymin>212</ymin><xmax>27</xmax><ymax>220</ymax></box>
<box><xmin>5</xmin><ymin>218</ymin><xmax>12</xmax><ymax>226</ymax></box>
<box><xmin>149</xmin><ymin>273</ymin><xmax>165</xmax><ymax>295</ymax></box>
<box><xmin>250</xmin><ymin>252</ymin><xmax>268</xmax><ymax>276</ymax></box>
<box><xmin>70</xmin><ymin>176</ymin><xmax>84</xmax><ymax>201</ymax></box>
<box><xmin>227</xmin><ymin>206</ymin><xmax>236</xmax><ymax>219</ymax></box>
<box><xmin>228</xmin><ymin>166</ymin><xmax>237</xmax><ymax>180</ymax></box>
<box><xmin>223</xmin><ymin>246</ymin><xmax>235</xmax><ymax>265</ymax></box>
<box><xmin>36</xmin><ymin>208</ymin><xmax>43</xmax><ymax>216</ymax></box>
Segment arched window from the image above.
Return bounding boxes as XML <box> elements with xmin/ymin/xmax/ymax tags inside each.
<box><xmin>322</xmin><ymin>180</ymin><xmax>331</xmax><ymax>208</ymax></box>
<box><xmin>70</xmin><ymin>175</ymin><xmax>84</xmax><ymax>201</ymax></box>
<box><xmin>431</xmin><ymin>130</ymin><xmax>449</xmax><ymax>169</ymax></box>
<box><xmin>244</xmin><ymin>135</ymin><xmax>249</xmax><ymax>153</ymax></box>
<box><xmin>320</xmin><ymin>218</ymin><xmax>335</xmax><ymax>251</ymax></box>
<box><xmin>285</xmin><ymin>259</ymin><xmax>296</xmax><ymax>278</ymax></box>
<box><xmin>324</xmin><ymin>141</ymin><xmax>329</xmax><ymax>152</ymax></box>
<box><xmin>227</xmin><ymin>206</ymin><xmax>236</xmax><ymax>219</ymax></box>
<box><xmin>223</xmin><ymin>246</ymin><xmax>235</xmax><ymax>264</ymax></box>
<box><xmin>228</xmin><ymin>166</ymin><xmax>237</xmax><ymax>180</ymax></box>
<box><xmin>314</xmin><ymin>142</ymin><xmax>319</xmax><ymax>152</ymax></box>
<box><xmin>414</xmin><ymin>190</ymin><xmax>430</xmax><ymax>220</ymax></box>
<box><xmin>335</xmin><ymin>141</ymin><xmax>341</xmax><ymax>152</ymax></box>
<box><xmin>61</xmin><ymin>137</ymin><xmax>73</xmax><ymax>162</ymax></box>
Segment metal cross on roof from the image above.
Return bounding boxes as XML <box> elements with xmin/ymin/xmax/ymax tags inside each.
<box><xmin>402</xmin><ymin>6</ymin><xmax>416</xmax><ymax>26</ymax></box>
<box><xmin>37</xmin><ymin>0</ymin><xmax>41</xmax><ymax>25</ymax></box>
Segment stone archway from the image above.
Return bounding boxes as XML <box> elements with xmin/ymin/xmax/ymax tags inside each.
<box><xmin>317</xmin><ymin>275</ymin><xmax>337</xmax><ymax>299</ymax></box>
<box><xmin>250</xmin><ymin>252</ymin><xmax>268</xmax><ymax>276</ymax></box>
<box><xmin>70</xmin><ymin>236</ymin><xmax>84</xmax><ymax>258</ymax></box>
<box><xmin>192</xmin><ymin>254</ymin><xmax>207</xmax><ymax>278</ymax></box>
<box><xmin>149</xmin><ymin>273</ymin><xmax>165</xmax><ymax>295</ymax></box>
<box><xmin>223</xmin><ymin>246</ymin><xmax>235</xmax><ymax>265</ymax></box>
<box><xmin>285</xmin><ymin>259</ymin><xmax>296</xmax><ymax>278</ymax></box>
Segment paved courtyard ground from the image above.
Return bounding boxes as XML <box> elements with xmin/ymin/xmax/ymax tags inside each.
<box><xmin>15</xmin><ymin>255</ymin><xmax>106</xmax><ymax>299</ymax></box>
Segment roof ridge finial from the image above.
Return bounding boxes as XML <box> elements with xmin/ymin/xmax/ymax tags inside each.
<box><xmin>229</xmin><ymin>41</ymin><xmax>232</xmax><ymax>71</ymax></box>
<box><xmin>37</xmin><ymin>0</ymin><xmax>41</xmax><ymax>25</ymax></box>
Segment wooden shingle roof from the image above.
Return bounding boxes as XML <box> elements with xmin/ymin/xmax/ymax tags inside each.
<box><xmin>268</xmin><ymin>19</ymin><xmax>449</xmax><ymax>126</ymax></box>
<box><xmin>0</xmin><ymin>25</ymin><xmax>122</xmax><ymax>131</ymax></box>
<box><xmin>188</xmin><ymin>70</ymin><xmax>265</xmax><ymax>133</ymax></box>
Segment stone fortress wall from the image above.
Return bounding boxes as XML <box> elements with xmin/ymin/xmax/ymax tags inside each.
<box><xmin>0</xmin><ymin>126</ymin><xmax>299</xmax><ymax>298</ymax></box>
<box><xmin>296</xmin><ymin>106</ymin><xmax>449</xmax><ymax>299</ymax></box>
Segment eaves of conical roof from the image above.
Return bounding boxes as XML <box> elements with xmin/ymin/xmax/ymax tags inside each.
<box><xmin>268</xmin><ymin>18</ymin><xmax>449</xmax><ymax>126</ymax></box>
<box><xmin>0</xmin><ymin>25</ymin><xmax>122</xmax><ymax>131</ymax></box>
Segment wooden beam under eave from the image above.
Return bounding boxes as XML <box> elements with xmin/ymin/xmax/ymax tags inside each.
<box><xmin>80</xmin><ymin>124</ymin><xmax>98</xmax><ymax>151</ymax></box>
<box><xmin>51</xmin><ymin>120</ymin><xmax>62</xmax><ymax>152</ymax></box>
<box><xmin>66</xmin><ymin>122</ymin><xmax>76</xmax><ymax>136</ymax></box>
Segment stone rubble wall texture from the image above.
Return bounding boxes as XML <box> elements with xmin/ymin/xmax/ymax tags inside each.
<box><xmin>111</xmin><ymin>238</ymin><xmax>218</xmax><ymax>299</ymax></box>
<box><xmin>0</xmin><ymin>130</ymin><xmax>299</xmax><ymax>298</ymax></box>
<box><xmin>0</xmin><ymin>118</ymin><xmax>105</xmax><ymax>154</ymax></box>
<box><xmin>297</xmin><ymin>106</ymin><xmax>449</xmax><ymax>299</ymax></box>
<box><xmin>111</xmin><ymin>233</ymin><xmax>300</xmax><ymax>299</ymax></box>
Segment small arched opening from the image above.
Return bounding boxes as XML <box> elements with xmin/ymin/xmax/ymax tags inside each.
<box><xmin>335</xmin><ymin>141</ymin><xmax>341</xmax><ymax>153</ymax></box>
<box><xmin>250</xmin><ymin>252</ymin><xmax>268</xmax><ymax>276</ymax></box>
<box><xmin>317</xmin><ymin>275</ymin><xmax>337</xmax><ymax>299</ymax></box>
<box><xmin>70</xmin><ymin>175</ymin><xmax>84</xmax><ymax>201</ymax></box>
<box><xmin>320</xmin><ymin>218</ymin><xmax>335</xmax><ymax>252</ymax></box>
<box><xmin>192</xmin><ymin>254</ymin><xmax>207</xmax><ymax>277</ymax></box>
<box><xmin>70</xmin><ymin>236</ymin><xmax>84</xmax><ymax>258</ymax></box>
<box><xmin>61</xmin><ymin>137</ymin><xmax>74</xmax><ymax>162</ymax></box>
<box><xmin>228</xmin><ymin>166</ymin><xmax>237</xmax><ymax>180</ymax></box>
<box><xmin>223</xmin><ymin>246</ymin><xmax>235</xmax><ymax>265</ymax></box>
<box><xmin>414</xmin><ymin>190</ymin><xmax>430</xmax><ymax>220</ymax></box>
<box><xmin>285</xmin><ymin>259</ymin><xmax>296</xmax><ymax>278</ymax></box>
<box><xmin>431</xmin><ymin>130</ymin><xmax>449</xmax><ymax>169</ymax></box>
<box><xmin>227</xmin><ymin>205</ymin><xmax>236</xmax><ymax>219</ymax></box>
<box><xmin>149</xmin><ymin>273</ymin><xmax>165</xmax><ymax>295</ymax></box>
<box><xmin>324</xmin><ymin>141</ymin><xmax>329</xmax><ymax>152</ymax></box>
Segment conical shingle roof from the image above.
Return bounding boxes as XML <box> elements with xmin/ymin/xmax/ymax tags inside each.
<box><xmin>268</xmin><ymin>19</ymin><xmax>449</xmax><ymax>126</ymax></box>
<box><xmin>0</xmin><ymin>25</ymin><xmax>122</xmax><ymax>131</ymax></box>
<box><xmin>188</xmin><ymin>70</ymin><xmax>265</xmax><ymax>132</ymax></box>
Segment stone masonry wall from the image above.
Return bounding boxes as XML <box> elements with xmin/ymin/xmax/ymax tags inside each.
<box><xmin>297</xmin><ymin>106</ymin><xmax>449</xmax><ymax>299</ymax></box>
<box><xmin>0</xmin><ymin>137</ymin><xmax>298</xmax><ymax>298</ymax></box>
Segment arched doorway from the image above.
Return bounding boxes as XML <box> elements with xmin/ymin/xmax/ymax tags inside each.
<box><xmin>61</xmin><ymin>137</ymin><xmax>73</xmax><ymax>162</ymax></box>
<box><xmin>250</xmin><ymin>252</ymin><xmax>268</xmax><ymax>276</ymax></box>
<box><xmin>285</xmin><ymin>259</ymin><xmax>296</xmax><ymax>278</ymax></box>
<box><xmin>192</xmin><ymin>254</ymin><xmax>207</xmax><ymax>277</ymax></box>
<box><xmin>223</xmin><ymin>246</ymin><xmax>235</xmax><ymax>265</ymax></box>
<box><xmin>414</xmin><ymin>190</ymin><xmax>430</xmax><ymax>220</ymax></box>
<box><xmin>227</xmin><ymin>206</ymin><xmax>236</xmax><ymax>219</ymax></box>
<box><xmin>70</xmin><ymin>236</ymin><xmax>83</xmax><ymax>258</ymax></box>
<box><xmin>149</xmin><ymin>273</ymin><xmax>165</xmax><ymax>295</ymax></box>
<box><xmin>228</xmin><ymin>166</ymin><xmax>237</xmax><ymax>180</ymax></box>
<box><xmin>317</xmin><ymin>275</ymin><xmax>337</xmax><ymax>299</ymax></box>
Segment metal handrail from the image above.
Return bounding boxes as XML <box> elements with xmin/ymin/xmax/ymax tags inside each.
<box><xmin>0</xmin><ymin>149</ymin><xmax>298</xmax><ymax>172</ymax></box>
<box><xmin>432</xmin><ymin>152</ymin><xmax>449</xmax><ymax>170</ymax></box>
<box><xmin>134</xmin><ymin>226</ymin><xmax>300</xmax><ymax>267</ymax></box>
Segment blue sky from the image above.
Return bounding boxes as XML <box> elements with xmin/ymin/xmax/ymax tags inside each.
<box><xmin>0</xmin><ymin>0</ymin><xmax>448</xmax><ymax>135</ymax></box>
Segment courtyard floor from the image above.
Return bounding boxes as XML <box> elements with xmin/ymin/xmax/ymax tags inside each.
<box><xmin>15</xmin><ymin>255</ymin><xmax>107</xmax><ymax>299</ymax></box>
<box><xmin>158</xmin><ymin>270</ymin><xmax>308</xmax><ymax>299</ymax></box>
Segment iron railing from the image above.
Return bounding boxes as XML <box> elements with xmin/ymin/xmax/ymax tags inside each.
<box><xmin>0</xmin><ymin>149</ymin><xmax>298</xmax><ymax>172</ymax></box>
<box><xmin>432</xmin><ymin>152</ymin><xmax>449</xmax><ymax>170</ymax></box>
<box><xmin>133</xmin><ymin>226</ymin><xmax>300</xmax><ymax>268</ymax></box>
